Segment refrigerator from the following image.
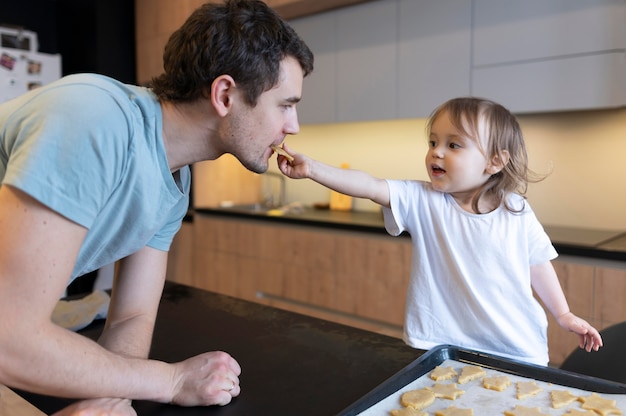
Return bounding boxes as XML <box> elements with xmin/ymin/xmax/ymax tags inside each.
<box><xmin>0</xmin><ymin>26</ymin><xmax>61</xmax><ymax>103</ymax></box>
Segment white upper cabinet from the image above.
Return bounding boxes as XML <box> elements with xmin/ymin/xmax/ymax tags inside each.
<box><xmin>397</xmin><ymin>0</ymin><xmax>472</xmax><ymax>119</ymax></box>
<box><xmin>471</xmin><ymin>0</ymin><xmax>626</xmax><ymax>113</ymax></box>
<box><xmin>291</xmin><ymin>0</ymin><xmax>472</xmax><ymax>123</ymax></box>
<box><xmin>290</xmin><ymin>12</ymin><xmax>338</xmax><ymax>124</ymax></box>
<box><xmin>335</xmin><ymin>1</ymin><xmax>398</xmax><ymax>122</ymax></box>
<box><xmin>291</xmin><ymin>0</ymin><xmax>625</xmax><ymax>123</ymax></box>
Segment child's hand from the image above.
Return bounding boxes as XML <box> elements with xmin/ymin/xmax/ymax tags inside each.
<box><xmin>275</xmin><ymin>143</ymin><xmax>310</xmax><ymax>179</ymax></box>
<box><xmin>557</xmin><ymin>312</ymin><xmax>603</xmax><ymax>352</ymax></box>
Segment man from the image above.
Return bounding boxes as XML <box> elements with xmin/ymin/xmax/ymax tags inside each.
<box><xmin>0</xmin><ymin>0</ymin><xmax>314</xmax><ymax>414</ymax></box>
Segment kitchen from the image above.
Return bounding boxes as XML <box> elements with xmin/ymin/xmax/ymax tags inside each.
<box><xmin>2</xmin><ymin>0</ymin><xmax>626</xmax><ymax>414</ymax></box>
<box><xmin>173</xmin><ymin>0</ymin><xmax>626</xmax><ymax>367</ymax></box>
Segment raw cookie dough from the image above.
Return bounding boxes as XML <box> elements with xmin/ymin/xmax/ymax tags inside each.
<box><xmin>516</xmin><ymin>381</ymin><xmax>542</xmax><ymax>400</ymax></box>
<box><xmin>435</xmin><ymin>405</ymin><xmax>474</xmax><ymax>416</ymax></box>
<box><xmin>503</xmin><ymin>405</ymin><xmax>549</xmax><ymax>416</ymax></box>
<box><xmin>400</xmin><ymin>389</ymin><xmax>436</xmax><ymax>410</ymax></box>
<box><xmin>427</xmin><ymin>383</ymin><xmax>465</xmax><ymax>400</ymax></box>
<box><xmin>430</xmin><ymin>366</ymin><xmax>458</xmax><ymax>382</ymax></box>
<box><xmin>551</xmin><ymin>390</ymin><xmax>579</xmax><ymax>409</ymax></box>
<box><xmin>390</xmin><ymin>407</ymin><xmax>428</xmax><ymax>416</ymax></box>
<box><xmin>578</xmin><ymin>393</ymin><xmax>623</xmax><ymax>416</ymax></box>
<box><xmin>483</xmin><ymin>375</ymin><xmax>512</xmax><ymax>392</ymax></box>
<box><xmin>458</xmin><ymin>365</ymin><xmax>486</xmax><ymax>384</ymax></box>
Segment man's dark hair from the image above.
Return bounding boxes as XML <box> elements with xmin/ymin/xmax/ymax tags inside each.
<box><xmin>151</xmin><ymin>0</ymin><xmax>314</xmax><ymax>106</ymax></box>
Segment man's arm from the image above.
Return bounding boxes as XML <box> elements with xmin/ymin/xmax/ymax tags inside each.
<box><xmin>98</xmin><ymin>247</ymin><xmax>168</xmax><ymax>359</ymax></box>
<box><xmin>0</xmin><ymin>185</ymin><xmax>240</xmax><ymax>406</ymax></box>
<box><xmin>0</xmin><ymin>185</ymin><xmax>173</xmax><ymax>400</ymax></box>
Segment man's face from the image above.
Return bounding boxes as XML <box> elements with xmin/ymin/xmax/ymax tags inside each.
<box><xmin>223</xmin><ymin>56</ymin><xmax>304</xmax><ymax>173</ymax></box>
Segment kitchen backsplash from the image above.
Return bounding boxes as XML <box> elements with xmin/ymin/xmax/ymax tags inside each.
<box><xmin>269</xmin><ymin>107</ymin><xmax>626</xmax><ymax>231</ymax></box>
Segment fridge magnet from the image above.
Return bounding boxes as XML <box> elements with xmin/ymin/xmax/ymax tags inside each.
<box><xmin>0</xmin><ymin>52</ymin><xmax>17</xmax><ymax>70</ymax></box>
<box><xmin>27</xmin><ymin>59</ymin><xmax>42</xmax><ymax>75</ymax></box>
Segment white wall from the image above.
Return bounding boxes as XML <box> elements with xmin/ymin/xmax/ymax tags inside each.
<box><xmin>272</xmin><ymin>107</ymin><xmax>626</xmax><ymax>230</ymax></box>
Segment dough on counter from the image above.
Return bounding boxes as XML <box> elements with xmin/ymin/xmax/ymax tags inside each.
<box><xmin>563</xmin><ymin>410</ymin><xmax>599</xmax><ymax>416</ymax></box>
<box><xmin>400</xmin><ymin>388</ymin><xmax>436</xmax><ymax>410</ymax></box>
<box><xmin>430</xmin><ymin>366</ymin><xmax>458</xmax><ymax>382</ymax></box>
<box><xmin>435</xmin><ymin>405</ymin><xmax>474</xmax><ymax>415</ymax></box>
<box><xmin>390</xmin><ymin>407</ymin><xmax>428</xmax><ymax>416</ymax></box>
<box><xmin>458</xmin><ymin>365</ymin><xmax>486</xmax><ymax>384</ymax></box>
<box><xmin>483</xmin><ymin>375</ymin><xmax>511</xmax><ymax>392</ymax></box>
<box><xmin>516</xmin><ymin>381</ymin><xmax>542</xmax><ymax>400</ymax></box>
<box><xmin>578</xmin><ymin>393</ymin><xmax>623</xmax><ymax>416</ymax></box>
<box><xmin>551</xmin><ymin>389</ymin><xmax>579</xmax><ymax>408</ymax></box>
<box><xmin>503</xmin><ymin>405</ymin><xmax>549</xmax><ymax>416</ymax></box>
<box><xmin>427</xmin><ymin>383</ymin><xmax>465</xmax><ymax>400</ymax></box>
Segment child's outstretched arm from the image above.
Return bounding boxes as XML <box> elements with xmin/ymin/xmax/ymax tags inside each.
<box><xmin>275</xmin><ymin>143</ymin><xmax>390</xmax><ymax>207</ymax></box>
<box><xmin>530</xmin><ymin>261</ymin><xmax>603</xmax><ymax>352</ymax></box>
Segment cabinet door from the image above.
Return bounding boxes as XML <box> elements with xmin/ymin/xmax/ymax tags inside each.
<box><xmin>472</xmin><ymin>53</ymin><xmax>626</xmax><ymax>113</ymax></box>
<box><xmin>471</xmin><ymin>0</ymin><xmax>626</xmax><ymax>113</ymax></box>
<box><xmin>290</xmin><ymin>12</ymin><xmax>338</xmax><ymax>124</ymax></box>
<box><xmin>473</xmin><ymin>0</ymin><xmax>625</xmax><ymax>66</ymax></box>
<box><xmin>335</xmin><ymin>0</ymin><xmax>398</xmax><ymax>122</ymax></box>
<box><xmin>397</xmin><ymin>0</ymin><xmax>472</xmax><ymax>118</ymax></box>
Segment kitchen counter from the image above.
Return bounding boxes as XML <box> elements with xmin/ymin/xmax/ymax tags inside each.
<box><xmin>196</xmin><ymin>206</ymin><xmax>626</xmax><ymax>262</ymax></box>
<box><xmin>16</xmin><ymin>281</ymin><xmax>421</xmax><ymax>415</ymax></box>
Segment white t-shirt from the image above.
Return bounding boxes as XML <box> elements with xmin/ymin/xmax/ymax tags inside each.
<box><xmin>0</xmin><ymin>74</ymin><xmax>190</xmax><ymax>282</ymax></box>
<box><xmin>383</xmin><ymin>180</ymin><xmax>558</xmax><ymax>365</ymax></box>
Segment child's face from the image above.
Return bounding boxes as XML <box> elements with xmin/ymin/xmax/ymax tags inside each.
<box><xmin>425</xmin><ymin>110</ymin><xmax>499</xmax><ymax>208</ymax></box>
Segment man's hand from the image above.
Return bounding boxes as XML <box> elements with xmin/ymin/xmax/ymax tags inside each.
<box><xmin>51</xmin><ymin>398</ymin><xmax>136</xmax><ymax>416</ymax></box>
<box><xmin>169</xmin><ymin>351</ymin><xmax>241</xmax><ymax>406</ymax></box>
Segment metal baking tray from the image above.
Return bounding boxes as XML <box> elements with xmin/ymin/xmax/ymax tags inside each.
<box><xmin>338</xmin><ymin>344</ymin><xmax>626</xmax><ymax>415</ymax></box>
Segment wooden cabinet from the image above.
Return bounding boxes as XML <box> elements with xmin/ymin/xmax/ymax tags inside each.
<box><xmin>545</xmin><ymin>257</ymin><xmax>626</xmax><ymax>366</ymax></box>
<box><xmin>471</xmin><ymin>0</ymin><xmax>626</xmax><ymax>113</ymax></box>
<box><xmin>181</xmin><ymin>214</ymin><xmax>410</xmax><ymax>338</ymax></box>
<box><xmin>165</xmin><ymin>221</ymin><xmax>194</xmax><ymax>284</ymax></box>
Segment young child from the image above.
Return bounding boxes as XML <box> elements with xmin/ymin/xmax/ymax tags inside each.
<box><xmin>276</xmin><ymin>97</ymin><xmax>602</xmax><ymax>366</ymax></box>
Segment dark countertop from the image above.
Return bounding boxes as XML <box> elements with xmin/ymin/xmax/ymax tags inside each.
<box><xmin>18</xmin><ymin>281</ymin><xmax>421</xmax><ymax>416</ymax></box>
<box><xmin>195</xmin><ymin>206</ymin><xmax>626</xmax><ymax>262</ymax></box>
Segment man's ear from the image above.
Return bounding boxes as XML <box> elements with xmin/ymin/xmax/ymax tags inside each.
<box><xmin>487</xmin><ymin>150</ymin><xmax>510</xmax><ymax>175</ymax></box>
<box><xmin>209</xmin><ymin>75</ymin><xmax>236</xmax><ymax>117</ymax></box>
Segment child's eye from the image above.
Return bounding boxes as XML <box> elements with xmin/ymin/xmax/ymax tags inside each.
<box><xmin>428</xmin><ymin>140</ymin><xmax>436</xmax><ymax>147</ymax></box>
<box><xmin>449</xmin><ymin>143</ymin><xmax>461</xmax><ymax>149</ymax></box>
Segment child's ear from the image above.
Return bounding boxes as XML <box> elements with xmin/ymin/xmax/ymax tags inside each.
<box><xmin>487</xmin><ymin>150</ymin><xmax>510</xmax><ymax>175</ymax></box>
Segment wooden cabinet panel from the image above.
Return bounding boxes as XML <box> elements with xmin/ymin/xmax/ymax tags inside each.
<box><xmin>594</xmin><ymin>266</ymin><xmax>626</xmax><ymax>326</ymax></box>
<box><xmin>335</xmin><ymin>233</ymin><xmax>410</xmax><ymax>325</ymax></box>
<box><xmin>165</xmin><ymin>222</ymin><xmax>194</xmax><ymax>284</ymax></box>
<box><xmin>545</xmin><ymin>260</ymin><xmax>597</xmax><ymax>366</ymax></box>
<box><xmin>191</xmin><ymin>215</ymin><xmax>408</xmax><ymax>338</ymax></box>
<box><xmin>552</xmin><ymin>260</ymin><xmax>595</xmax><ymax>320</ymax></box>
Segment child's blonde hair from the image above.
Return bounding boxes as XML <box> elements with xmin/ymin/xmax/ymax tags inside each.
<box><xmin>426</xmin><ymin>97</ymin><xmax>545</xmax><ymax>213</ymax></box>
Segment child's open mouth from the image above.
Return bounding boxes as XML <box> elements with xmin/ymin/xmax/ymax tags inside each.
<box><xmin>431</xmin><ymin>164</ymin><xmax>446</xmax><ymax>176</ymax></box>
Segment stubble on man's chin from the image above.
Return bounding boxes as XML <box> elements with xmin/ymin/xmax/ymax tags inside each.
<box><xmin>238</xmin><ymin>155</ymin><xmax>268</xmax><ymax>174</ymax></box>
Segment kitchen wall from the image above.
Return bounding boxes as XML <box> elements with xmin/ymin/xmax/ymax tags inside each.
<box><xmin>270</xmin><ymin>107</ymin><xmax>626</xmax><ymax>231</ymax></box>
